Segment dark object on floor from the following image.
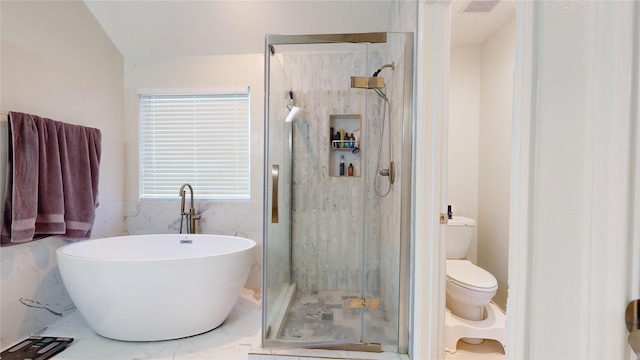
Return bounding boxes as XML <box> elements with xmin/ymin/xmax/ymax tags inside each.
<box><xmin>0</xmin><ymin>336</ymin><xmax>74</xmax><ymax>360</ymax></box>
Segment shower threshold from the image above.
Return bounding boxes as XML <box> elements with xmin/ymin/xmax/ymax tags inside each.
<box><xmin>307</xmin><ymin>342</ymin><xmax>382</xmax><ymax>353</ymax></box>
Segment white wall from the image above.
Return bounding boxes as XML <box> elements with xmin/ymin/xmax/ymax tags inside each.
<box><xmin>0</xmin><ymin>0</ymin><xmax>125</xmax><ymax>348</ymax></box>
<box><xmin>447</xmin><ymin>16</ymin><xmax>515</xmax><ymax>309</ymax></box>
<box><xmin>477</xmin><ymin>16</ymin><xmax>515</xmax><ymax>310</ymax></box>
<box><xmin>122</xmin><ymin>55</ymin><xmax>264</xmax><ymax>289</ymax></box>
<box><xmin>448</xmin><ymin>45</ymin><xmax>481</xmax><ymax>263</ymax></box>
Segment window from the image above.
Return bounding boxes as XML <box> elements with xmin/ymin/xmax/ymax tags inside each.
<box><xmin>139</xmin><ymin>90</ymin><xmax>250</xmax><ymax>200</ymax></box>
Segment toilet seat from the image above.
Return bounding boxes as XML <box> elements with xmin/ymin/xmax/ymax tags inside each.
<box><xmin>446</xmin><ymin>260</ymin><xmax>498</xmax><ymax>292</ymax></box>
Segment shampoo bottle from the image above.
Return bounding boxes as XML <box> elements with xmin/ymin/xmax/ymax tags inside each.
<box><xmin>339</xmin><ymin>155</ymin><xmax>345</xmax><ymax>176</ymax></box>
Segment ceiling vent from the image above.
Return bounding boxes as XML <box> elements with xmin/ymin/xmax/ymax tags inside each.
<box><xmin>460</xmin><ymin>0</ymin><xmax>501</xmax><ymax>13</ymax></box>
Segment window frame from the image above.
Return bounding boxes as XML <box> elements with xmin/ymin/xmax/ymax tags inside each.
<box><xmin>137</xmin><ymin>88</ymin><xmax>251</xmax><ymax>201</ymax></box>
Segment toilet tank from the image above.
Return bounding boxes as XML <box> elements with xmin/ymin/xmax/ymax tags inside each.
<box><xmin>446</xmin><ymin>216</ymin><xmax>475</xmax><ymax>259</ymax></box>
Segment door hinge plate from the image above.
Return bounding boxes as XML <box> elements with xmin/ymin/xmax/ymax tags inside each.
<box><xmin>346</xmin><ymin>298</ymin><xmax>380</xmax><ymax>309</ymax></box>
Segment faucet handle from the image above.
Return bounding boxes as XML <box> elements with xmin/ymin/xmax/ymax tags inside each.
<box><xmin>190</xmin><ymin>213</ymin><xmax>201</xmax><ymax>234</ymax></box>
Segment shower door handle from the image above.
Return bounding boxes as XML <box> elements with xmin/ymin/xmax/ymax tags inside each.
<box><xmin>631</xmin><ymin>331</ymin><xmax>640</xmax><ymax>359</ymax></box>
<box><xmin>272</xmin><ymin>164</ymin><xmax>279</xmax><ymax>223</ymax></box>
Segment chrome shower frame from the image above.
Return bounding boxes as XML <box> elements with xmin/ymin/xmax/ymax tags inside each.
<box><xmin>262</xmin><ymin>32</ymin><xmax>413</xmax><ymax>354</ymax></box>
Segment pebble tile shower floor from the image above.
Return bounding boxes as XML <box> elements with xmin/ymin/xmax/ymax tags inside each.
<box><xmin>278</xmin><ymin>289</ymin><xmax>397</xmax><ymax>350</ymax></box>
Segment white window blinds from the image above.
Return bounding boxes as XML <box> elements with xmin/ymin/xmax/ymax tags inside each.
<box><xmin>139</xmin><ymin>92</ymin><xmax>250</xmax><ymax>200</ymax></box>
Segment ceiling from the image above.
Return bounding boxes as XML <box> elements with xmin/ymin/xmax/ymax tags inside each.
<box><xmin>84</xmin><ymin>0</ymin><xmax>515</xmax><ymax>59</ymax></box>
<box><xmin>451</xmin><ymin>0</ymin><xmax>515</xmax><ymax>47</ymax></box>
<box><xmin>83</xmin><ymin>0</ymin><xmax>393</xmax><ymax>58</ymax></box>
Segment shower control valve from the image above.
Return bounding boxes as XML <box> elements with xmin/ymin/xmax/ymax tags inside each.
<box><xmin>379</xmin><ymin>161</ymin><xmax>396</xmax><ymax>184</ymax></box>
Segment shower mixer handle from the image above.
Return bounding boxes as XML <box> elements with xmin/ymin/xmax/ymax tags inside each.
<box><xmin>379</xmin><ymin>161</ymin><xmax>396</xmax><ymax>185</ymax></box>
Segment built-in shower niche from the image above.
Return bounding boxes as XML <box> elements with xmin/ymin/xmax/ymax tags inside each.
<box><xmin>329</xmin><ymin>114</ymin><xmax>361</xmax><ymax>177</ymax></box>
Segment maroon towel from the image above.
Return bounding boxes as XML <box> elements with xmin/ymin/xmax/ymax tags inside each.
<box><xmin>1</xmin><ymin>112</ymin><xmax>101</xmax><ymax>244</ymax></box>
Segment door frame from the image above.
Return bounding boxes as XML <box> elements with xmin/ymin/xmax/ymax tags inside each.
<box><xmin>414</xmin><ymin>1</ymin><xmax>640</xmax><ymax>358</ymax></box>
<box><xmin>414</xmin><ymin>2</ymin><xmax>535</xmax><ymax>357</ymax></box>
<box><xmin>412</xmin><ymin>1</ymin><xmax>451</xmax><ymax>359</ymax></box>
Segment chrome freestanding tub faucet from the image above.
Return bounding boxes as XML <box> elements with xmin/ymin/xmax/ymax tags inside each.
<box><xmin>179</xmin><ymin>183</ymin><xmax>200</xmax><ymax>234</ymax></box>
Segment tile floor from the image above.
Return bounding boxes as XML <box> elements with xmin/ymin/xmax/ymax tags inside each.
<box><xmin>1</xmin><ymin>289</ymin><xmax>504</xmax><ymax>359</ymax></box>
<box><xmin>277</xmin><ymin>290</ymin><xmax>396</xmax><ymax>351</ymax></box>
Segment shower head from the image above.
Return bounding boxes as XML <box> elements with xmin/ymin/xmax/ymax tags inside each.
<box><xmin>350</xmin><ymin>62</ymin><xmax>394</xmax><ymax>101</ymax></box>
<box><xmin>285</xmin><ymin>91</ymin><xmax>301</xmax><ymax>122</ymax></box>
<box><xmin>285</xmin><ymin>106</ymin><xmax>301</xmax><ymax>123</ymax></box>
<box><xmin>350</xmin><ymin>76</ymin><xmax>384</xmax><ymax>89</ymax></box>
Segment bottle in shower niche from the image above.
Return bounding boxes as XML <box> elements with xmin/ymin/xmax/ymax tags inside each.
<box><xmin>348</xmin><ymin>163</ymin><xmax>354</xmax><ymax>176</ymax></box>
<box><xmin>339</xmin><ymin>155</ymin><xmax>345</xmax><ymax>176</ymax></box>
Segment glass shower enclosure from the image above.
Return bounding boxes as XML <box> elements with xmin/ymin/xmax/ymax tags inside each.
<box><xmin>263</xmin><ymin>32</ymin><xmax>413</xmax><ymax>353</ymax></box>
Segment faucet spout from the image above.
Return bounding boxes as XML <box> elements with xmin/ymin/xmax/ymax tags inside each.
<box><xmin>179</xmin><ymin>183</ymin><xmax>193</xmax><ymax>210</ymax></box>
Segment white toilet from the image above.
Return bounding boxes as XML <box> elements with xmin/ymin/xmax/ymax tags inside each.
<box><xmin>444</xmin><ymin>216</ymin><xmax>506</xmax><ymax>353</ymax></box>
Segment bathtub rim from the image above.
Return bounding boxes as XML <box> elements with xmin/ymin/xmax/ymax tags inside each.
<box><xmin>56</xmin><ymin>233</ymin><xmax>256</xmax><ymax>262</ymax></box>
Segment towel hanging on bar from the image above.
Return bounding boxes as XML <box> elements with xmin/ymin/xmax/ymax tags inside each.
<box><xmin>1</xmin><ymin>111</ymin><xmax>102</xmax><ymax>245</ymax></box>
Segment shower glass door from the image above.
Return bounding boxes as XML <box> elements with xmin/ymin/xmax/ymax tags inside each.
<box><xmin>263</xmin><ymin>33</ymin><xmax>411</xmax><ymax>353</ymax></box>
<box><xmin>263</xmin><ymin>49</ymin><xmax>294</xmax><ymax>342</ymax></box>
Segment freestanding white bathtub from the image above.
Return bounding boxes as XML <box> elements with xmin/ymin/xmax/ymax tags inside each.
<box><xmin>56</xmin><ymin>234</ymin><xmax>256</xmax><ymax>341</ymax></box>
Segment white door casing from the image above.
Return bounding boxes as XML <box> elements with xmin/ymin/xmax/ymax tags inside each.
<box><xmin>414</xmin><ymin>1</ymin><xmax>640</xmax><ymax>359</ymax></box>
<box><xmin>511</xmin><ymin>1</ymin><xmax>640</xmax><ymax>358</ymax></box>
<box><xmin>412</xmin><ymin>1</ymin><xmax>450</xmax><ymax>359</ymax></box>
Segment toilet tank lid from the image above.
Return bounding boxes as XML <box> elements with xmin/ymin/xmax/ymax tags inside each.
<box><xmin>447</xmin><ymin>216</ymin><xmax>475</xmax><ymax>227</ymax></box>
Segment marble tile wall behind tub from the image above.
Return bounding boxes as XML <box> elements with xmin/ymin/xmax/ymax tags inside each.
<box><xmin>0</xmin><ymin>238</ymin><xmax>76</xmax><ymax>349</ymax></box>
<box><xmin>124</xmin><ymin>200</ymin><xmax>263</xmax><ymax>289</ymax></box>
<box><xmin>0</xmin><ymin>200</ymin><xmax>124</xmax><ymax>350</ymax></box>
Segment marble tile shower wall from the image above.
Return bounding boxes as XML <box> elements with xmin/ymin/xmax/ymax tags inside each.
<box><xmin>283</xmin><ymin>49</ymin><xmax>394</xmax><ymax>294</ymax></box>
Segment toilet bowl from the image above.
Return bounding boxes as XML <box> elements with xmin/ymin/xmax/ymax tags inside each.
<box><xmin>444</xmin><ymin>216</ymin><xmax>505</xmax><ymax>352</ymax></box>
<box><xmin>446</xmin><ymin>259</ymin><xmax>497</xmax><ymax>321</ymax></box>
